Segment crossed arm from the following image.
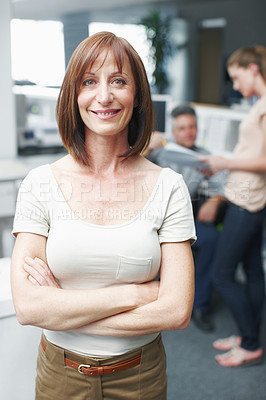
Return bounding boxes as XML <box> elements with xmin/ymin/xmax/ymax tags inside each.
<box><xmin>11</xmin><ymin>232</ymin><xmax>194</xmax><ymax>337</ymax></box>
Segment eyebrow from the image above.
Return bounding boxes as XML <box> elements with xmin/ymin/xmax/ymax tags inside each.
<box><xmin>82</xmin><ymin>71</ymin><xmax>129</xmax><ymax>78</ymax></box>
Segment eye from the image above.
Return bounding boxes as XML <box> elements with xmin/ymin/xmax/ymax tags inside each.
<box><xmin>112</xmin><ymin>78</ymin><xmax>126</xmax><ymax>86</ymax></box>
<box><xmin>82</xmin><ymin>79</ymin><xmax>95</xmax><ymax>86</ymax></box>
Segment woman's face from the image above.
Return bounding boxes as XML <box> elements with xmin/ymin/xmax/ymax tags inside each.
<box><xmin>77</xmin><ymin>51</ymin><xmax>136</xmax><ymax>139</ymax></box>
<box><xmin>228</xmin><ymin>64</ymin><xmax>257</xmax><ymax>98</ymax></box>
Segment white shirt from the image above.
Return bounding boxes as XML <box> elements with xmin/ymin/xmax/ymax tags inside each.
<box><xmin>13</xmin><ymin>164</ymin><xmax>196</xmax><ymax>356</ymax></box>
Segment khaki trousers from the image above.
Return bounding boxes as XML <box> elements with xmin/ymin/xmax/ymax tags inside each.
<box><xmin>35</xmin><ymin>334</ymin><xmax>167</xmax><ymax>400</ymax></box>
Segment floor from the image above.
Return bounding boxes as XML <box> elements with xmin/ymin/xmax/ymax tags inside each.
<box><xmin>163</xmin><ymin>294</ymin><xmax>266</xmax><ymax>400</ymax></box>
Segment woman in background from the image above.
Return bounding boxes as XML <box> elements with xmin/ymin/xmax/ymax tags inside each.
<box><xmin>201</xmin><ymin>45</ymin><xmax>266</xmax><ymax>367</ymax></box>
<box><xmin>11</xmin><ymin>32</ymin><xmax>195</xmax><ymax>399</ymax></box>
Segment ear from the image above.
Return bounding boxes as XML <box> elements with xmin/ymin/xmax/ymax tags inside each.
<box><xmin>248</xmin><ymin>63</ymin><xmax>260</xmax><ymax>75</ymax></box>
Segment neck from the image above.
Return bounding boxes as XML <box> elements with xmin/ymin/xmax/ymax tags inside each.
<box><xmin>255</xmin><ymin>74</ymin><xmax>266</xmax><ymax>97</ymax></box>
<box><xmin>83</xmin><ymin>133</ymin><xmax>132</xmax><ymax>176</ymax></box>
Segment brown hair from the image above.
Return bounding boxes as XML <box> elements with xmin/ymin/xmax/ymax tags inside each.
<box><xmin>56</xmin><ymin>31</ymin><xmax>154</xmax><ymax>165</ymax></box>
<box><xmin>227</xmin><ymin>45</ymin><xmax>266</xmax><ymax>82</ymax></box>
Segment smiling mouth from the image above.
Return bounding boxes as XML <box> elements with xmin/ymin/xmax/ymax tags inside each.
<box><xmin>91</xmin><ymin>110</ymin><xmax>120</xmax><ymax>116</ymax></box>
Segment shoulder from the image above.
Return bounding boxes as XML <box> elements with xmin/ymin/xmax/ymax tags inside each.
<box><xmin>251</xmin><ymin>95</ymin><xmax>266</xmax><ymax>118</ymax></box>
<box><xmin>51</xmin><ymin>154</ymin><xmax>72</xmax><ymax>170</ymax></box>
<box><xmin>258</xmin><ymin>94</ymin><xmax>266</xmax><ymax>106</ymax></box>
<box><xmin>138</xmin><ymin>155</ymin><xmax>162</xmax><ymax>172</ymax></box>
<box><xmin>20</xmin><ymin>164</ymin><xmax>55</xmax><ymax>202</ymax></box>
<box><xmin>258</xmin><ymin>95</ymin><xmax>266</xmax><ymax>118</ymax></box>
<box><xmin>152</xmin><ymin>168</ymin><xmax>190</xmax><ymax>207</ymax></box>
<box><xmin>23</xmin><ymin>164</ymin><xmax>51</xmax><ymax>184</ymax></box>
<box><xmin>25</xmin><ymin>155</ymin><xmax>71</xmax><ymax>184</ymax></box>
<box><xmin>160</xmin><ymin>167</ymin><xmax>184</xmax><ymax>184</ymax></box>
<box><xmin>162</xmin><ymin>168</ymin><xmax>192</xmax><ymax>205</ymax></box>
<box><xmin>17</xmin><ymin>165</ymin><xmax>52</xmax><ymax>207</ymax></box>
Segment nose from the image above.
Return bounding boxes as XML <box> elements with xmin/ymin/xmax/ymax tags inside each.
<box><xmin>96</xmin><ymin>82</ymin><xmax>113</xmax><ymax>105</ymax></box>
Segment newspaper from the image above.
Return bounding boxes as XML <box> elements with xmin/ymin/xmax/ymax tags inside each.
<box><xmin>163</xmin><ymin>142</ymin><xmax>210</xmax><ymax>169</ymax></box>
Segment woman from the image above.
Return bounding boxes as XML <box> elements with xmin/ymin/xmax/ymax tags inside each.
<box><xmin>201</xmin><ymin>45</ymin><xmax>266</xmax><ymax>367</ymax></box>
<box><xmin>11</xmin><ymin>32</ymin><xmax>196</xmax><ymax>399</ymax></box>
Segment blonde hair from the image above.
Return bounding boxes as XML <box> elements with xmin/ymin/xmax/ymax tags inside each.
<box><xmin>227</xmin><ymin>45</ymin><xmax>266</xmax><ymax>82</ymax></box>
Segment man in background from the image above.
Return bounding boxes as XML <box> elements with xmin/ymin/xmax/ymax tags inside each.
<box><xmin>146</xmin><ymin>104</ymin><xmax>226</xmax><ymax>332</ymax></box>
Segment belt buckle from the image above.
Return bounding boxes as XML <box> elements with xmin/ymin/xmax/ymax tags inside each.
<box><xmin>78</xmin><ymin>363</ymin><xmax>91</xmax><ymax>374</ymax></box>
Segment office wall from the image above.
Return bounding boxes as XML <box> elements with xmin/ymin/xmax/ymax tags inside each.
<box><xmin>4</xmin><ymin>0</ymin><xmax>266</xmax><ymax>159</ymax></box>
<box><xmin>62</xmin><ymin>12</ymin><xmax>91</xmax><ymax>66</ymax></box>
<box><xmin>85</xmin><ymin>0</ymin><xmax>266</xmax><ymax>103</ymax></box>
<box><xmin>61</xmin><ymin>3</ymin><xmax>179</xmax><ymax>84</ymax></box>
<box><xmin>178</xmin><ymin>0</ymin><xmax>266</xmax><ymax>101</ymax></box>
<box><xmin>0</xmin><ymin>0</ymin><xmax>16</xmax><ymax>159</ymax></box>
<box><xmin>89</xmin><ymin>3</ymin><xmax>177</xmax><ymax>25</ymax></box>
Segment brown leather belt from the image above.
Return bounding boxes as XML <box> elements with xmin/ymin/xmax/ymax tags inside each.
<box><xmin>41</xmin><ymin>335</ymin><xmax>141</xmax><ymax>376</ymax></box>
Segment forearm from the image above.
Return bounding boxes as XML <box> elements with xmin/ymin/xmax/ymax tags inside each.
<box><xmin>197</xmin><ymin>195</ymin><xmax>224</xmax><ymax>222</ymax></box>
<box><xmin>76</xmin><ymin>294</ymin><xmax>192</xmax><ymax>337</ymax></box>
<box><xmin>227</xmin><ymin>156</ymin><xmax>266</xmax><ymax>172</ymax></box>
<box><xmin>200</xmin><ymin>154</ymin><xmax>266</xmax><ymax>173</ymax></box>
<box><xmin>13</xmin><ymin>276</ymin><xmax>144</xmax><ymax>331</ymax></box>
<box><xmin>12</xmin><ymin>233</ymin><xmax>159</xmax><ymax>330</ymax></box>
<box><xmin>76</xmin><ymin>242</ymin><xmax>195</xmax><ymax>337</ymax></box>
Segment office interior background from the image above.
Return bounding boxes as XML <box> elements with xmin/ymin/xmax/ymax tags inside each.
<box><xmin>1</xmin><ymin>0</ymin><xmax>266</xmax><ymax>399</ymax></box>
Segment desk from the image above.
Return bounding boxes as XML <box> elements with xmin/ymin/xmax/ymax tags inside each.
<box><xmin>0</xmin><ymin>159</ymin><xmax>30</xmax><ymax>218</ymax></box>
<box><xmin>0</xmin><ymin>155</ymin><xmax>61</xmax><ymax>257</ymax></box>
<box><xmin>0</xmin><ymin>160</ymin><xmax>29</xmax><ymax>257</ymax></box>
<box><xmin>0</xmin><ymin>159</ymin><xmax>29</xmax><ymax>183</ymax></box>
<box><xmin>0</xmin><ymin>257</ymin><xmax>15</xmax><ymax>318</ymax></box>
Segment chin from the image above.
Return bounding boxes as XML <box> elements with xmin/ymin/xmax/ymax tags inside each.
<box><xmin>242</xmin><ymin>90</ymin><xmax>255</xmax><ymax>98</ymax></box>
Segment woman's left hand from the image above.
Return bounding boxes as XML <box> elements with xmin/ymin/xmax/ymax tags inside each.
<box><xmin>24</xmin><ymin>256</ymin><xmax>61</xmax><ymax>288</ymax></box>
<box><xmin>198</xmin><ymin>155</ymin><xmax>229</xmax><ymax>174</ymax></box>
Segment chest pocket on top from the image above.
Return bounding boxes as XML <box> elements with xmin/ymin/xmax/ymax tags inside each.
<box><xmin>116</xmin><ymin>255</ymin><xmax>152</xmax><ymax>283</ymax></box>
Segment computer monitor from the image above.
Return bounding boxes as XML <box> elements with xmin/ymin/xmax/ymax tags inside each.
<box><xmin>151</xmin><ymin>94</ymin><xmax>172</xmax><ymax>136</ymax></box>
